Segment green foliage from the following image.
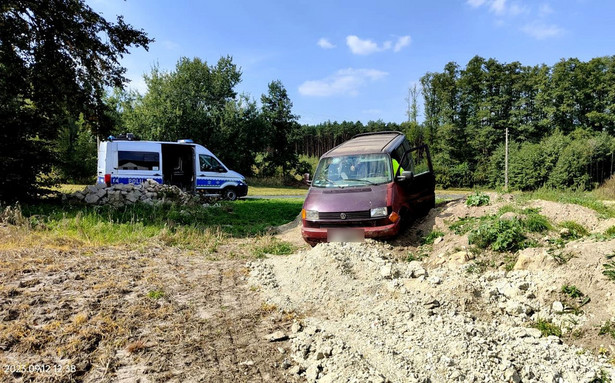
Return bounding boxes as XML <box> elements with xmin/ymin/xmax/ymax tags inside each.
<box><xmin>406</xmin><ymin>252</ymin><xmax>428</xmax><ymax>262</ymax></box>
<box><xmin>422</xmin><ymin>230</ymin><xmax>444</xmax><ymax>245</ymax></box>
<box><xmin>604</xmin><ymin>226</ymin><xmax>615</xmax><ymax>238</ymax></box>
<box><xmin>599</xmin><ymin>320</ymin><xmax>615</xmax><ymax>339</ymax></box>
<box><xmin>522</xmin><ymin>212</ymin><xmax>551</xmax><ymax>233</ymax></box>
<box><xmin>55</xmin><ymin>114</ymin><xmax>98</xmax><ymax>183</ymax></box>
<box><xmin>449</xmin><ymin>216</ymin><xmax>481</xmax><ymax>235</ymax></box>
<box><xmin>260</xmin><ymin>80</ymin><xmax>302</xmax><ymax>178</ymax></box>
<box><xmin>120</xmin><ymin>57</ymin><xmax>267</xmax><ymax>177</ymax></box>
<box><xmin>604</xmin><ymin>253</ymin><xmax>615</xmax><ymax>281</ymax></box>
<box><xmin>559</xmin><ymin>221</ymin><xmax>589</xmax><ymax>239</ymax></box>
<box><xmin>466</xmin><ymin>192</ymin><xmax>490</xmax><ymax>207</ymax></box>
<box><xmin>533</xmin><ymin>318</ymin><xmax>562</xmax><ymax>337</ymax></box>
<box><xmin>0</xmin><ymin>0</ymin><xmax>151</xmax><ymax>202</ymax></box>
<box><xmin>519</xmin><ymin>188</ymin><xmax>615</xmax><ymax>218</ymax></box>
<box><xmin>253</xmin><ymin>238</ymin><xmax>295</xmax><ymax>258</ymax></box>
<box><xmin>17</xmin><ymin>198</ymin><xmax>303</xmax><ymax>245</ymax></box>
<box><xmin>468</xmin><ymin>217</ymin><xmax>526</xmax><ymax>252</ymax></box>
<box><xmin>147</xmin><ymin>290</ymin><xmax>165</xmax><ymax>300</ymax></box>
<box><xmin>561</xmin><ymin>285</ymin><xmax>584</xmax><ymax>298</ymax></box>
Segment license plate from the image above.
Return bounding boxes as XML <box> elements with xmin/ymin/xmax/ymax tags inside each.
<box><xmin>327</xmin><ymin>228</ymin><xmax>365</xmax><ymax>243</ymax></box>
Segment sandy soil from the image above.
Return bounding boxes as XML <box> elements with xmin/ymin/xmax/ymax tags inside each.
<box><xmin>0</xmin><ymin>241</ymin><xmax>300</xmax><ymax>383</ymax></box>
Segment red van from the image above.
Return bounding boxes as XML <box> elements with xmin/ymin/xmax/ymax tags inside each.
<box><xmin>301</xmin><ymin>131</ymin><xmax>435</xmax><ymax>245</ymax></box>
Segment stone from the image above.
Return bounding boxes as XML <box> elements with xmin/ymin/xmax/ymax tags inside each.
<box><xmin>288</xmin><ymin>365</ymin><xmax>301</xmax><ymax>375</ymax></box>
<box><xmin>291</xmin><ymin>320</ymin><xmax>303</xmax><ymax>334</ymax></box>
<box><xmin>552</xmin><ymin>301</ymin><xmax>564</xmax><ymax>313</ymax></box>
<box><xmin>84</xmin><ymin>193</ymin><xmax>100</xmax><ymax>204</ymax></box>
<box><xmin>380</xmin><ymin>264</ymin><xmax>393</xmax><ymax>279</ymax></box>
<box><xmin>424</xmin><ymin>299</ymin><xmax>441</xmax><ymax>309</ymax></box>
<box><xmin>264</xmin><ymin>331</ymin><xmax>288</xmax><ymax>342</ymax></box>
<box><xmin>126</xmin><ymin>192</ymin><xmax>140</xmax><ymax>203</ymax></box>
<box><xmin>504</xmin><ymin>367</ymin><xmax>521</xmax><ymax>383</ymax></box>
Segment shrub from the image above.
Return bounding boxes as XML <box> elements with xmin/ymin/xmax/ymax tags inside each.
<box><xmin>599</xmin><ymin>320</ymin><xmax>615</xmax><ymax>339</ymax></box>
<box><xmin>466</xmin><ymin>192</ymin><xmax>490</xmax><ymax>207</ymax></box>
<box><xmin>468</xmin><ymin>218</ymin><xmax>526</xmax><ymax>252</ymax></box>
<box><xmin>559</xmin><ymin>221</ymin><xmax>589</xmax><ymax>239</ymax></box>
<box><xmin>422</xmin><ymin>230</ymin><xmax>444</xmax><ymax>245</ymax></box>
<box><xmin>534</xmin><ymin>318</ymin><xmax>562</xmax><ymax>337</ymax></box>
<box><xmin>522</xmin><ymin>213</ymin><xmax>551</xmax><ymax>233</ymax></box>
<box><xmin>561</xmin><ymin>285</ymin><xmax>583</xmax><ymax>298</ymax></box>
<box><xmin>604</xmin><ymin>253</ymin><xmax>615</xmax><ymax>281</ymax></box>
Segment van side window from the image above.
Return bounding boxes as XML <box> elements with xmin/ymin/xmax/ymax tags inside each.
<box><xmin>118</xmin><ymin>151</ymin><xmax>159</xmax><ymax>171</ymax></box>
<box><xmin>199</xmin><ymin>154</ymin><xmax>224</xmax><ymax>172</ymax></box>
<box><xmin>393</xmin><ymin>144</ymin><xmax>411</xmax><ymax>172</ymax></box>
<box><xmin>409</xmin><ymin>146</ymin><xmax>431</xmax><ymax>176</ymax></box>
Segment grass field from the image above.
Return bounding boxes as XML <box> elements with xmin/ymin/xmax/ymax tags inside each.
<box><xmin>3</xmin><ymin>198</ymin><xmax>304</xmax><ymax>253</ymax></box>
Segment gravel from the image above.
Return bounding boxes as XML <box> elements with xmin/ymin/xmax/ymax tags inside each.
<box><xmin>248</xmin><ymin>240</ymin><xmax>615</xmax><ymax>382</ymax></box>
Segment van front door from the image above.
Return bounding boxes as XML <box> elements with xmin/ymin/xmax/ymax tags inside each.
<box><xmin>196</xmin><ymin>153</ymin><xmax>229</xmax><ymax>193</ymax></box>
<box><xmin>398</xmin><ymin>145</ymin><xmax>436</xmax><ymax>214</ymax></box>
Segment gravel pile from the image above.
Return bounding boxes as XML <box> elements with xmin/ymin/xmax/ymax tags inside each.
<box><xmin>248</xmin><ymin>240</ymin><xmax>615</xmax><ymax>382</ymax></box>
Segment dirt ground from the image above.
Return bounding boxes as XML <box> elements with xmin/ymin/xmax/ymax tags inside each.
<box><xmin>1</xmin><ymin>193</ymin><xmax>615</xmax><ymax>382</ymax></box>
<box><xmin>0</xmin><ymin>239</ymin><xmax>300</xmax><ymax>383</ymax></box>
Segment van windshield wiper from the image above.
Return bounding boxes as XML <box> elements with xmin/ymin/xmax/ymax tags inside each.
<box><xmin>343</xmin><ymin>178</ymin><xmax>377</xmax><ymax>185</ymax></box>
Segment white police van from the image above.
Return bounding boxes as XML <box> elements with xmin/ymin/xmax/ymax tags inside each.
<box><xmin>97</xmin><ymin>135</ymin><xmax>248</xmax><ymax>200</ymax></box>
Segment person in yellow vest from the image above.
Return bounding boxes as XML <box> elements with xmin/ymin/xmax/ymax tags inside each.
<box><xmin>392</xmin><ymin>158</ymin><xmax>404</xmax><ymax>177</ymax></box>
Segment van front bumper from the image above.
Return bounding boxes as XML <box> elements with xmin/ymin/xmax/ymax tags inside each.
<box><xmin>236</xmin><ymin>183</ymin><xmax>248</xmax><ymax>197</ymax></box>
<box><xmin>301</xmin><ymin>220</ymin><xmax>401</xmax><ymax>245</ymax></box>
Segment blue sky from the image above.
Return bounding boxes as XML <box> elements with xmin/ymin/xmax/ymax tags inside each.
<box><xmin>91</xmin><ymin>0</ymin><xmax>615</xmax><ymax>125</ymax></box>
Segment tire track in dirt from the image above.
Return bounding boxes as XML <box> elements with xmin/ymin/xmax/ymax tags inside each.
<box><xmin>0</xmin><ymin>243</ymin><xmax>299</xmax><ymax>383</ymax></box>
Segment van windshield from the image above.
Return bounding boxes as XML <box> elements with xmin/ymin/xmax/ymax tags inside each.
<box><xmin>312</xmin><ymin>153</ymin><xmax>392</xmax><ymax>188</ymax></box>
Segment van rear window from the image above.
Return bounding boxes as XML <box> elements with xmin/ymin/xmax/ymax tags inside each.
<box><xmin>118</xmin><ymin>151</ymin><xmax>160</xmax><ymax>171</ymax></box>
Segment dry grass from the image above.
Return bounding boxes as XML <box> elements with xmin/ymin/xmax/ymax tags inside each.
<box><xmin>596</xmin><ymin>175</ymin><xmax>615</xmax><ymax>200</ymax></box>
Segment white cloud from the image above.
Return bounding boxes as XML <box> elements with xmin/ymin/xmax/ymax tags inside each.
<box><xmin>298</xmin><ymin>68</ymin><xmax>388</xmax><ymax>97</ymax></box>
<box><xmin>346</xmin><ymin>35</ymin><xmax>411</xmax><ymax>55</ymax></box>
<box><xmin>346</xmin><ymin>35</ymin><xmax>384</xmax><ymax>55</ymax></box>
<box><xmin>317</xmin><ymin>38</ymin><xmax>336</xmax><ymax>49</ymax></box>
<box><xmin>468</xmin><ymin>0</ymin><xmax>527</xmax><ymax>16</ymax></box>
<box><xmin>489</xmin><ymin>0</ymin><xmax>507</xmax><ymax>14</ymax></box>
<box><xmin>394</xmin><ymin>36</ymin><xmax>411</xmax><ymax>52</ymax></box>
<box><xmin>467</xmin><ymin>0</ymin><xmax>487</xmax><ymax>7</ymax></box>
<box><xmin>521</xmin><ymin>21</ymin><xmax>564</xmax><ymax>39</ymax></box>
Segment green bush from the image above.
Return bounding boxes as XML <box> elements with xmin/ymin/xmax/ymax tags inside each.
<box><xmin>534</xmin><ymin>318</ymin><xmax>562</xmax><ymax>337</ymax></box>
<box><xmin>561</xmin><ymin>285</ymin><xmax>583</xmax><ymax>298</ymax></box>
<box><xmin>422</xmin><ymin>229</ymin><xmax>444</xmax><ymax>245</ymax></box>
<box><xmin>468</xmin><ymin>217</ymin><xmax>526</xmax><ymax>252</ymax></box>
<box><xmin>466</xmin><ymin>192</ymin><xmax>490</xmax><ymax>207</ymax></box>
<box><xmin>559</xmin><ymin>221</ymin><xmax>589</xmax><ymax>239</ymax></box>
<box><xmin>522</xmin><ymin>212</ymin><xmax>551</xmax><ymax>233</ymax></box>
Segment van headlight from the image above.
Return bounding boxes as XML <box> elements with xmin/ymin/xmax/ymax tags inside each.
<box><xmin>370</xmin><ymin>207</ymin><xmax>388</xmax><ymax>218</ymax></box>
<box><xmin>302</xmin><ymin>209</ymin><xmax>319</xmax><ymax>220</ymax></box>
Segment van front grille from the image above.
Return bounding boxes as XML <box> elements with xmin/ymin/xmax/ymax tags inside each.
<box><xmin>319</xmin><ymin>211</ymin><xmax>371</xmax><ymax>220</ymax></box>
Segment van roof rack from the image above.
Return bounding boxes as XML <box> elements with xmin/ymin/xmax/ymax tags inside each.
<box><xmin>108</xmin><ymin>133</ymin><xmax>139</xmax><ymax>141</ymax></box>
<box><xmin>351</xmin><ymin>131</ymin><xmax>403</xmax><ymax>139</ymax></box>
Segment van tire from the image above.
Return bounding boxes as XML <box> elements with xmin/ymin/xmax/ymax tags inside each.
<box><xmin>223</xmin><ymin>187</ymin><xmax>238</xmax><ymax>201</ymax></box>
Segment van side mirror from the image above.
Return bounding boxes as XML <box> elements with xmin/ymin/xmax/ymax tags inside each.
<box><xmin>216</xmin><ymin>166</ymin><xmax>227</xmax><ymax>173</ymax></box>
<box><xmin>396</xmin><ymin>170</ymin><xmax>414</xmax><ymax>182</ymax></box>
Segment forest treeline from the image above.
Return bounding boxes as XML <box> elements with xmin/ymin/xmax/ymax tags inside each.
<box><xmin>295</xmin><ymin>55</ymin><xmax>615</xmax><ymax>190</ymax></box>
<box><xmin>2</xmin><ymin>0</ymin><xmax>614</xmax><ymax>202</ymax></box>
<box><xmin>54</xmin><ymin>55</ymin><xmax>615</xmax><ymax>191</ymax></box>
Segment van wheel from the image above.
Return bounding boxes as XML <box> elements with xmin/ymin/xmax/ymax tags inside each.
<box><xmin>223</xmin><ymin>187</ymin><xmax>238</xmax><ymax>201</ymax></box>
